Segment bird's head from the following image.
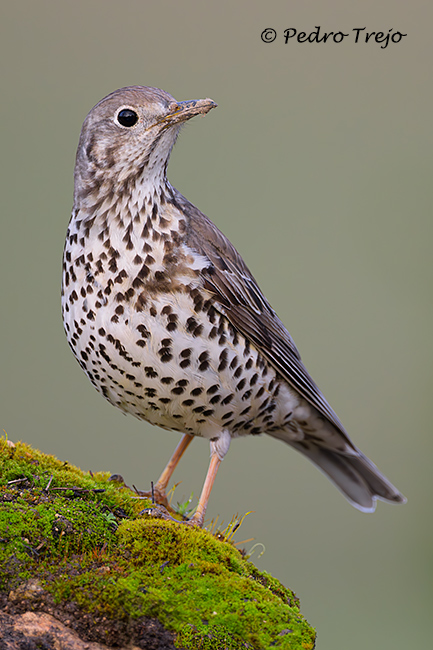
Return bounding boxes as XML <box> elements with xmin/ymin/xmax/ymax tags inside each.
<box><xmin>74</xmin><ymin>86</ymin><xmax>216</xmax><ymax>206</ymax></box>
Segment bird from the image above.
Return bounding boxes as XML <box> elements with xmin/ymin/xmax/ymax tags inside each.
<box><xmin>61</xmin><ymin>86</ymin><xmax>406</xmax><ymax>526</ymax></box>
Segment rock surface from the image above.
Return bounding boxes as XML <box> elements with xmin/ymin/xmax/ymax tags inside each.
<box><xmin>0</xmin><ymin>440</ymin><xmax>316</xmax><ymax>649</ymax></box>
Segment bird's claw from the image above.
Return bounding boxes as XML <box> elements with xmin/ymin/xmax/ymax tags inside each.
<box><xmin>135</xmin><ymin>486</ymin><xmax>176</xmax><ymax>513</ymax></box>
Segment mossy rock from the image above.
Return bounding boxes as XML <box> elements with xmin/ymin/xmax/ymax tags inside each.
<box><xmin>0</xmin><ymin>439</ymin><xmax>316</xmax><ymax>649</ymax></box>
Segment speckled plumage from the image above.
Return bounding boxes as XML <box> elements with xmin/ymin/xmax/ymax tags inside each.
<box><xmin>62</xmin><ymin>86</ymin><xmax>406</xmax><ymax>525</ymax></box>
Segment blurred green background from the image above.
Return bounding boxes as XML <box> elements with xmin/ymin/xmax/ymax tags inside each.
<box><xmin>1</xmin><ymin>1</ymin><xmax>431</xmax><ymax>648</ymax></box>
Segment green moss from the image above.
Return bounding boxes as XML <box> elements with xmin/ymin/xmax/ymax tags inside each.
<box><xmin>0</xmin><ymin>440</ymin><xmax>316</xmax><ymax>649</ymax></box>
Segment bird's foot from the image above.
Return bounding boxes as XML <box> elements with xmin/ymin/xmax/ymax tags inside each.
<box><xmin>140</xmin><ymin>503</ymin><xmax>181</xmax><ymax>523</ymax></box>
<box><xmin>139</xmin><ymin>500</ymin><xmax>203</xmax><ymax>527</ymax></box>
<box><xmin>135</xmin><ymin>485</ymin><xmax>178</xmax><ymax>514</ymax></box>
<box><xmin>109</xmin><ymin>475</ymin><xmax>180</xmax><ymax>516</ymax></box>
<box><xmin>183</xmin><ymin>510</ymin><xmax>204</xmax><ymax>528</ymax></box>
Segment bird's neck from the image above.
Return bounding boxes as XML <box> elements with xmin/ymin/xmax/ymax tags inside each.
<box><xmin>68</xmin><ymin>167</ymin><xmax>186</xmax><ymax>259</ymax></box>
<box><xmin>74</xmin><ymin>126</ymin><xmax>180</xmax><ymax>217</ymax></box>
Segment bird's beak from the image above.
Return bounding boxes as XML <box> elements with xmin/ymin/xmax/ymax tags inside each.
<box><xmin>162</xmin><ymin>98</ymin><xmax>217</xmax><ymax>126</ymax></box>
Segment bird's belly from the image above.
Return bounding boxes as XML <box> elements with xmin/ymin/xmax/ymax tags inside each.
<box><xmin>63</xmin><ymin>280</ymin><xmax>301</xmax><ymax>439</ymax></box>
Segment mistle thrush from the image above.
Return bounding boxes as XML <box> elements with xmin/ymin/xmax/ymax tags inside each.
<box><xmin>62</xmin><ymin>86</ymin><xmax>406</xmax><ymax>526</ymax></box>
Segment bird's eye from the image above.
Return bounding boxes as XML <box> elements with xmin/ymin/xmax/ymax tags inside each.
<box><xmin>117</xmin><ymin>109</ymin><xmax>139</xmax><ymax>127</ymax></box>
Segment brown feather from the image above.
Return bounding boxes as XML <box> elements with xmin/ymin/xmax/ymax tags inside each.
<box><xmin>173</xmin><ymin>189</ymin><xmax>351</xmax><ymax>439</ymax></box>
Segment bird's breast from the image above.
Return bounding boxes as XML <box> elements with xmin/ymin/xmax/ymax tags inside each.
<box><xmin>61</xmin><ymin>196</ymin><xmax>302</xmax><ymax>441</ymax></box>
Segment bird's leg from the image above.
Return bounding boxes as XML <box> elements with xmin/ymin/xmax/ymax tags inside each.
<box><xmin>138</xmin><ymin>433</ymin><xmax>194</xmax><ymax>512</ymax></box>
<box><xmin>188</xmin><ymin>454</ymin><xmax>221</xmax><ymax>527</ymax></box>
<box><xmin>188</xmin><ymin>431</ymin><xmax>231</xmax><ymax>527</ymax></box>
<box><xmin>154</xmin><ymin>433</ymin><xmax>195</xmax><ymax>495</ymax></box>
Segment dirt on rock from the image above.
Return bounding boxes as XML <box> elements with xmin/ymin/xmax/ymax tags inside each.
<box><xmin>1</xmin><ymin>587</ymin><xmax>178</xmax><ymax>650</ymax></box>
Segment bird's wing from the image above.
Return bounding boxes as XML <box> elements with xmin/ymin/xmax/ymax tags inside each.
<box><xmin>173</xmin><ymin>191</ymin><xmax>348</xmax><ymax>436</ymax></box>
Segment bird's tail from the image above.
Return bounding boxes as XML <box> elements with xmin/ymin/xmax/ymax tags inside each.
<box><xmin>280</xmin><ymin>438</ymin><xmax>406</xmax><ymax>512</ymax></box>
